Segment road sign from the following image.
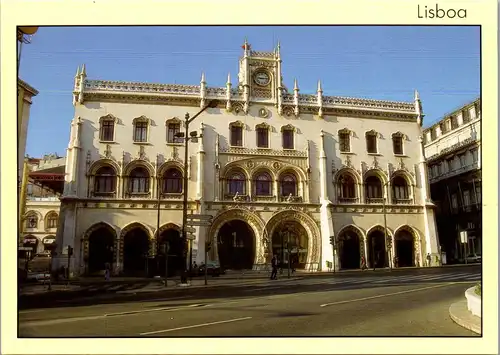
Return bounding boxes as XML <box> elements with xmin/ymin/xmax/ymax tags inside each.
<box><xmin>187</xmin><ymin>214</ymin><xmax>213</xmax><ymax>221</ymax></box>
<box><xmin>185</xmin><ymin>226</ymin><xmax>197</xmax><ymax>233</ymax></box>
<box><xmin>188</xmin><ymin>220</ymin><xmax>212</xmax><ymax>227</ymax></box>
<box><xmin>460</xmin><ymin>230</ymin><xmax>468</xmax><ymax>244</ymax></box>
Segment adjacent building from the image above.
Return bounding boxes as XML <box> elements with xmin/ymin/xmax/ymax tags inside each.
<box><xmin>20</xmin><ymin>154</ymin><xmax>65</xmax><ymax>256</ymax></box>
<box><xmin>423</xmin><ymin>98</ymin><xmax>481</xmax><ymax>263</ymax></box>
<box><xmin>54</xmin><ymin>42</ymin><xmax>440</xmax><ymax>277</ymax></box>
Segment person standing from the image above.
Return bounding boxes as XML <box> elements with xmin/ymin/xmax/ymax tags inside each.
<box><xmin>360</xmin><ymin>255</ymin><xmax>367</xmax><ymax>270</ymax></box>
<box><xmin>426</xmin><ymin>253</ymin><xmax>432</xmax><ymax>267</ymax></box>
<box><xmin>270</xmin><ymin>255</ymin><xmax>278</xmax><ymax>280</ymax></box>
<box><xmin>104</xmin><ymin>262</ymin><xmax>111</xmax><ymax>281</ymax></box>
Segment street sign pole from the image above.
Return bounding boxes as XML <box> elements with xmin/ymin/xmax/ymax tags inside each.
<box><xmin>165</xmin><ymin>242</ymin><xmax>169</xmax><ymax>287</ymax></box>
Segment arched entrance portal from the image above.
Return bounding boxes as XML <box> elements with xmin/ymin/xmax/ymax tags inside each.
<box><xmin>218</xmin><ymin>220</ymin><xmax>255</xmax><ymax>270</ymax></box>
<box><xmin>338</xmin><ymin>227</ymin><xmax>362</xmax><ymax>269</ymax></box>
<box><xmin>87</xmin><ymin>226</ymin><xmax>115</xmax><ymax>274</ymax></box>
<box><xmin>395</xmin><ymin>227</ymin><xmax>415</xmax><ymax>267</ymax></box>
<box><xmin>272</xmin><ymin>220</ymin><xmax>308</xmax><ymax>270</ymax></box>
<box><xmin>157</xmin><ymin>228</ymin><xmax>184</xmax><ymax>277</ymax></box>
<box><xmin>122</xmin><ymin>228</ymin><xmax>150</xmax><ymax>276</ymax></box>
<box><xmin>367</xmin><ymin>228</ymin><xmax>388</xmax><ymax>268</ymax></box>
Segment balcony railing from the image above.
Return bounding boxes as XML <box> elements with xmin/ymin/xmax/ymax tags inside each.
<box><xmin>392</xmin><ymin>198</ymin><xmax>412</xmax><ymax>205</ymax></box>
<box><xmin>279</xmin><ymin>195</ymin><xmax>303</xmax><ymax>203</ymax></box>
<box><xmin>338</xmin><ymin>197</ymin><xmax>358</xmax><ymax>204</ymax></box>
<box><xmin>251</xmin><ymin>195</ymin><xmax>276</xmax><ymax>202</ymax></box>
<box><xmin>366</xmin><ymin>198</ymin><xmax>384</xmax><ymax>204</ymax></box>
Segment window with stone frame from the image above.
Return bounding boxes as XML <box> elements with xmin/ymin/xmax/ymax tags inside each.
<box><xmin>281</xmin><ymin>125</ymin><xmax>295</xmax><ymax>149</ymax></box>
<box><xmin>129</xmin><ymin>167</ymin><xmax>150</xmax><ymax>193</ymax></box>
<box><xmin>471</xmin><ymin>148</ymin><xmax>479</xmax><ymax>163</ymax></box>
<box><xmin>391</xmin><ymin>176</ymin><xmax>409</xmax><ymax>200</ymax></box>
<box><xmin>339</xmin><ymin>130</ymin><xmax>351</xmax><ymax>153</ymax></box>
<box><xmin>99</xmin><ymin>115</ymin><xmax>116</xmax><ymax>142</ymax></box>
<box><xmin>227</xmin><ymin>172</ymin><xmax>246</xmax><ymax>195</ymax></box>
<box><xmin>365</xmin><ymin>175</ymin><xmax>383</xmax><ymax>199</ymax></box>
<box><xmin>46</xmin><ymin>213</ymin><xmax>58</xmax><ymax>229</ymax></box>
<box><xmin>25</xmin><ymin>213</ymin><xmax>38</xmax><ymax>229</ymax></box>
<box><xmin>254</xmin><ymin>172</ymin><xmax>272</xmax><ymax>196</ymax></box>
<box><xmin>279</xmin><ymin>173</ymin><xmax>297</xmax><ymax>196</ymax></box>
<box><xmin>94</xmin><ymin>166</ymin><xmax>117</xmax><ymax>194</ymax></box>
<box><xmin>163</xmin><ymin>168</ymin><xmax>183</xmax><ymax>193</ymax></box>
<box><xmin>133</xmin><ymin>119</ymin><xmax>148</xmax><ymax>142</ymax></box>
<box><xmin>256</xmin><ymin>124</ymin><xmax>269</xmax><ymax>148</ymax></box>
<box><xmin>365</xmin><ymin>130</ymin><xmax>378</xmax><ymax>154</ymax></box>
<box><xmin>392</xmin><ymin>132</ymin><xmax>404</xmax><ymax>155</ymax></box>
<box><xmin>337</xmin><ymin>173</ymin><xmax>356</xmax><ymax>199</ymax></box>
<box><xmin>167</xmin><ymin>121</ymin><xmax>182</xmax><ymax>143</ymax></box>
<box><xmin>230</xmin><ymin>121</ymin><xmax>244</xmax><ymax>147</ymax></box>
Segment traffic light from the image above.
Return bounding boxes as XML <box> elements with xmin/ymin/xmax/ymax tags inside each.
<box><xmin>206</xmin><ymin>241</ymin><xmax>212</xmax><ymax>252</ymax></box>
<box><xmin>329</xmin><ymin>235</ymin><xmax>335</xmax><ymax>245</ymax></box>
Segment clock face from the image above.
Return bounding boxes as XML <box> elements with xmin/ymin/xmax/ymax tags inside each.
<box><xmin>254</xmin><ymin>72</ymin><xmax>271</xmax><ymax>86</ymax></box>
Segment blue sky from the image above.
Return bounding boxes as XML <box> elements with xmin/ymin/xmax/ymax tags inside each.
<box><xmin>19</xmin><ymin>26</ymin><xmax>480</xmax><ymax>158</ymax></box>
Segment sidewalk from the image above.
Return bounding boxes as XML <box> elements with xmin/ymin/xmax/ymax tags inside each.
<box><xmin>449</xmin><ymin>300</ymin><xmax>481</xmax><ymax>334</ymax></box>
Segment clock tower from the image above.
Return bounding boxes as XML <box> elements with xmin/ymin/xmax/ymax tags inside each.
<box><xmin>237</xmin><ymin>39</ymin><xmax>284</xmax><ymax>113</ymax></box>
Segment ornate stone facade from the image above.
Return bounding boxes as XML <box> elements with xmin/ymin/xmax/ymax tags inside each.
<box><xmin>54</xmin><ymin>42</ymin><xmax>440</xmax><ymax>275</ymax></box>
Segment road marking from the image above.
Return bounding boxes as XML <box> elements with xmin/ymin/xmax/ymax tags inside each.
<box><xmin>320</xmin><ymin>282</ymin><xmax>456</xmax><ymax>307</ymax></box>
<box><xmin>19</xmin><ymin>309</ymin><xmax>46</xmax><ymax>314</ymax></box>
<box><xmin>105</xmin><ymin>304</ymin><xmax>206</xmax><ymax>317</ymax></box>
<box><xmin>244</xmin><ymin>286</ymin><xmax>284</xmax><ymax>292</ymax></box>
<box><xmin>140</xmin><ymin>316</ymin><xmax>253</xmax><ymax>335</ymax></box>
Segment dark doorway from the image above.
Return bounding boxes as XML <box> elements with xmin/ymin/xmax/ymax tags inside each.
<box><xmin>122</xmin><ymin>228</ymin><xmax>150</xmax><ymax>276</ymax></box>
<box><xmin>157</xmin><ymin>229</ymin><xmax>184</xmax><ymax>277</ymax></box>
<box><xmin>88</xmin><ymin>227</ymin><xmax>115</xmax><ymax>274</ymax></box>
<box><xmin>271</xmin><ymin>221</ymin><xmax>308</xmax><ymax>270</ymax></box>
<box><xmin>367</xmin><ymin>230</ymin><xmax>388</xmax><ymax>268</ymax></box>
<box><xmin>339</xmin><ymin>231</ymin><xmax>361</xmax><ymax>269</ymax></box>
<box><xmin>23</xmin><ymin>236</ymin><xmax>39</xmax><ymax>258</ymax></box>
<box><xmin>218</xmin><ymin>220</ymin><xmax>255</xmax><ymax>270</ymax></box>
<box><xmin>395</xmin><ymin>230</ymin><xmax>415</xmax><ymax>267</ymax></box>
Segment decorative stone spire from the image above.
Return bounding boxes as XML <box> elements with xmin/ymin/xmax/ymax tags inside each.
<box><xmin>414</xmin><ymin>89</ymin><xmax>423</xmax><ymax>126</ymax></box>
<box><xmin>317</xmin><ymin>80</ymin><xmax>324</xmax><ymax>119</ymax></box>
<box><xmin>226</xmin><ymin>73</ymin><xmax>232</xmax><ymax>112</ymax></box>
<box><xmin>75</xmin><ymin>65</ymin><xmax>80</xmax><ymax>78</ymax></box>
<box><xmin>77</xmin><ymin>63</ymin><xmax>86</xmax><ymax>104</ymax></box>
<box><xmin>200</xmin><ymin>72</ymin><xmax>207</xmax><ymax>108</ymax></box>
<box><xmin>319</xmin><ymin>129</ymin><xmax>326</xmax><ymax>158</ymax></box>
<box><xmin>293</xmin><ymin>78</ymin><xmax>300</xmax><ymax>117</ymax></box>
<box><xmin>80</xmin><ymin>64</ymin><xmax>86</xmax><ymax>78</ymax></box>
<box><xmin>276</xmin><ymin>40</ymin><xmax>281</xmax><ymax>58</ymax></box>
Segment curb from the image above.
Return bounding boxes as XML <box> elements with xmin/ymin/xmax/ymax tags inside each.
<box><xmin>449</xmin><ymin>300</ymin><xmax>481</xmax><ymax>335</ymax></box>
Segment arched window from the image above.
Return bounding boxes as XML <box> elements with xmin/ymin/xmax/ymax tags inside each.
<box><xmin>25</xmin><ymin>213</ymin><xmax>38</xmax><ymax>229</ymax></box>
<box><xmin>254</xmin><ymin>172</ymin><xmax>272</xmax><ymax>196</ymax></box>
<box><xmin>94</xmin><ymin>166</ymin><xmax>117</xmax><ymax>195</ymax></box>
<box><xmin>338</xmin><ymin>173</ymin><xmax>356</xmax><ymax>199</ymax></box>
<box><xmin>129</xmin><ymin>167</ymin><xmax>150</xmax><ymax>193</ymax></box>
<box><xmin>227</xmin><ymin>172</ymin><xmax>246</xmax><ymax>195</ymax></box>
<box><xmin>229</xmin><ymin>121</ymin><xmax>244</xmax><ymax>147</ymax></box>
<box><xmin>365</xmin><ymin>175</ymin><xmax>383</xmax><ymax>199</ymax></box>
<box><xmin>279</xmin><ymin>173</ymin><xmax>297</xmax><ymax>196</ymax></box>
<box><xmin>46</xmin><ymin>212</ymin><xmax>58</xmax><ymax>229</ymax></box>
<box><xmin>163</xmin><ymin>168</ymin><xmax>183</xmax><ymax>194</ymax></box>
<box><xmin>281</xmin><ymin>125</ymin><xmax>295</xmax><ymax>150</ymax></box>
<box><xmin>392</xmin><ymin>176</ymin><xmax>409</xmax><ymax>201</ymax></box>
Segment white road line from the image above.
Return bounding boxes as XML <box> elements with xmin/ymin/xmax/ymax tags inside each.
<box><xmin>104</xmin><ymin>304</ymin><xmax>205</xmax><ymax>317</ymax></box>
<box><xmin>19</xmin><ymin>309</ymin><xmax>46</xmax><ymax>314</ymax></box>
<box><xmin>140</xmin><ymin>316</ymin><xmax>252</xmax><ymax>335</ymax></box>
<box><xmin>320</xmin><ymin>282</ymin><xmax>456</xmax><ymax>307</ymax></box>
<box><xmin>243</xmin><ymin>286</ymin><xmax>283</xmax><ymax>292</ymax></box>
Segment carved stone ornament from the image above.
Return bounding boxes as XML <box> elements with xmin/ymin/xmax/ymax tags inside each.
<box><xmin>137</xmin><ymin>145</ymin><xmax>146</xmax><ymax>160</ymax></box>
<box><xmin>104</xmin><ymin>144</ymin><xmax>112</xmax><ymax>159</ymax></box>
<box><xmin>344</xmin><ymin>155</ymin><xmax>353</xmax><ymax>168</ymax></box>
<box><xmin>398</xmin><ymin>158</ymin><xmax>405</xmax><ymax>170</ymax></box>
<box><xmin>272</xmin><ymin>162</ymin><xmax>282</xmax><ymax>170</ymax></box>
<box><xmin>372</xmin><ymin>156</ymin><xmax>379</xmax><ymax>169</ymax></box>
<box><xmin>258</xmin><ymin>107</ymin><xmax>269</xmax><ymax>118</ymax></box>
<box><xmin>246</xmin><ymin>161</ymin><xmax>255</xmax><ymax>169</ymax></box>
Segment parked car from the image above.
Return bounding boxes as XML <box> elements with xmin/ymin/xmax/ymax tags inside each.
<box><xmin>198</xmin><ymin>261</ymin><xmax>224</xmax><ymax>276</ymax></box>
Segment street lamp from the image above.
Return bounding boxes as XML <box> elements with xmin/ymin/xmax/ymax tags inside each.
<box><xmin>382</xmin><ymin>180</ymin><xmax>392</xmax><ymax>270</ymax></box>
<box><xmin>177</xmin><ymin>100</ymin><xmax>219</xmax><ymax>284</ymax></box>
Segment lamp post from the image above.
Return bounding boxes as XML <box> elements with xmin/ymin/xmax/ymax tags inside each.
<box><xmin>382</xmin><ymin>181</ymin><xmax>392</xmax><ymax>270</ymax></box>
<box><xmin>177</xmin><ymin>100</ymin><xmax>218</xmax><ymax>283</ymax></box>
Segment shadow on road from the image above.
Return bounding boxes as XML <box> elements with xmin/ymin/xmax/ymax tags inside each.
<box><xmin>19</xmin><ymin>266</ymin><xmax>480</xmax><ymax>311</ymax></box>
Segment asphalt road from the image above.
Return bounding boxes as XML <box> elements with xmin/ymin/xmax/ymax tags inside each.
<box><xmin>19</xmin><ymin>265</ymin><xmax>480</xmax><ymax>337</ymax></box>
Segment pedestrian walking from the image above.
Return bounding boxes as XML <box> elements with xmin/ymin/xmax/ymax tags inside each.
<box><xmin>270</xmin><ymin>255</ymin><xmax>278</xmax><ymax>280</ymax></box>
<box><xmin>360</xmin><ymin>256</ymin><xmax>367</xmax><ymax>270</ymax></box>
<box><xmin>394</xmin><ymin>256</ymin><xmax>399</xmax><ymax>268</ymax></box>
<box><xmin>426</xmin><ymin>253</ymin><xmax>431</xmax><ymax>267</ymax></box>
<box><xmin>104</xmin><ymin>262</ymin><xmax>111</xmax><ymax>281</ymax></box>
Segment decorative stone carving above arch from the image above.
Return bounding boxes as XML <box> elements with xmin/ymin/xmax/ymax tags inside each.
<box><xmin>165</xmin><ymin>116</ymin><xmax>183</xmax><ymax>127</ymax></box>
<box><xmin>264</xmin><ymin>210</ymin><xmax>321</xmax><ymax>270</ymax></box>
<box><xmin>333</xmin><ymin>166</ymin><xmax>362</xmax><ymax>185</ymax></box>
<box><xmin>132</xmin><ymin>115</ymin><xmax>150</xmax><ymax>125</ymax></box>
<box><xmin>123</xmin><ymin>158</ymin><xmax>155</xmax><ymax>177</ymax></box>
<box><xmin>208</xmin><ymin>209</ymin><xmax>266</xmax><ymax>266</ymax></box>
<box><xmin>338</xmin><ymin>127</ymin><xmax>354</xmax><ymax>136</ymax></box>
<box><xmin>87</xmin><ymin>158</ymin><xmax>121</xmax><ymax>176</ymax></box>
<box><xmin>157</xmin><ymin>160</ymin><xmax>185</xmax><ymax>177</ymax></box>
<box><xmin>255</xmin><ymin>122</ymin><xmax>271</xmax><ymax>130</ymax></box>
<box><xmin>392</xmin><ymin>131</ymin><xmax>407</xmax><ymax>140</ymax></box>
<box><xmin>99</xmin><ymin>113</ymin><xmax>118</xmax><ymax>124</ymax></box>
<box><xmin>280</xmin><ymin>123</ymin><xmax>296</xmax><ymax>132</ymax></box>
<box><xmin>229</xmin><ymin>120</ymin><xmax>245</xmax><ymax>128</ymax></box>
